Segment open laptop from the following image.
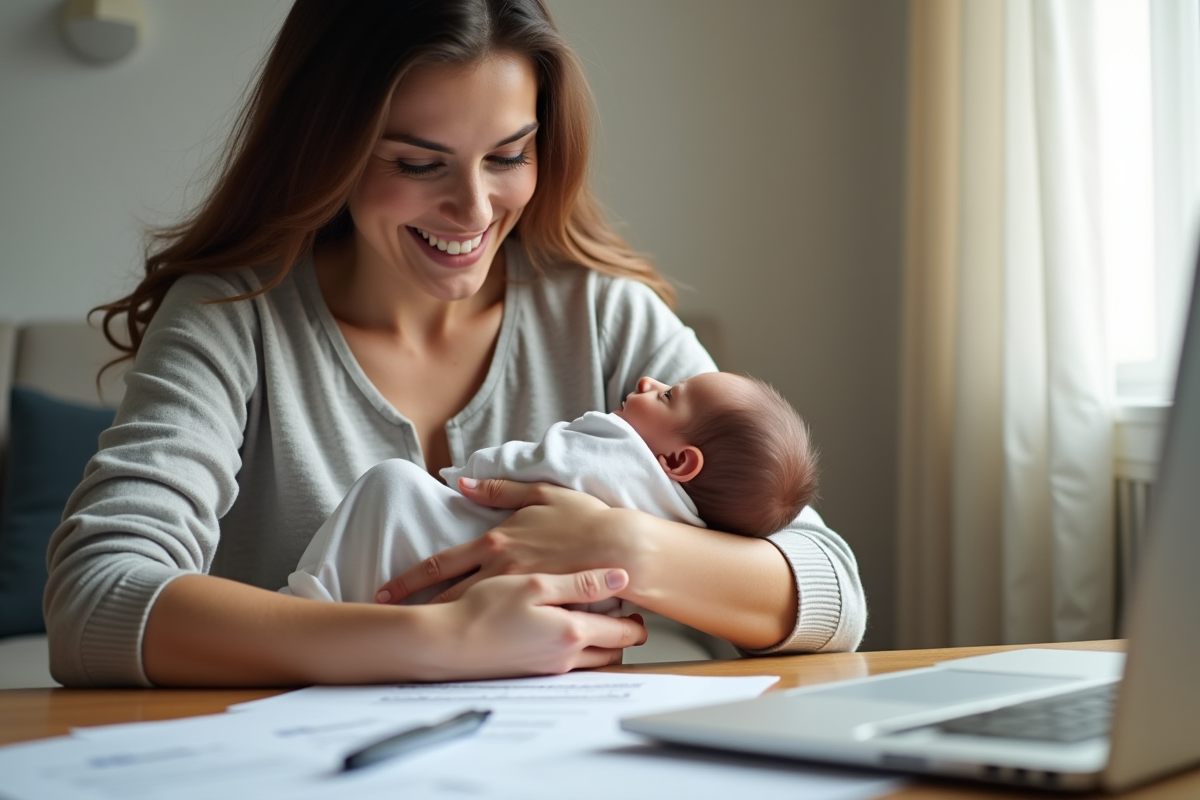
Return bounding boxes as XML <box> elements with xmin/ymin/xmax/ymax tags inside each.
<box><xmin>622</xmin><ymin>247</ymin><xmax>1200</xmax><ymax>793</ymax></box>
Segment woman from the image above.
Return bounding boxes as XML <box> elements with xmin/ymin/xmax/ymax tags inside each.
<box><xmin>44</xmin><ymin>0</ymin><xmax>866</xmax><ymax>687</ymax></box>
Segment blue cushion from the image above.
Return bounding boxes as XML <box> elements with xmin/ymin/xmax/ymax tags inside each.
<box><xmin>0</xmin><ymin>387</ymin><xmax>114</xmax><ymax>638</ymax></box>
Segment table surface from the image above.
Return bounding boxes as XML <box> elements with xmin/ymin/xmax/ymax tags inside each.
<box><xmin>2</xmin><ymin>640</ymin><xmax>1196</xmax><ymax>798</ymax></box>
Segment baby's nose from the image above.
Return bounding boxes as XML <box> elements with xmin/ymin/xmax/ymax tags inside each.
<box><xmin>637</xmin><ymin>376</ymin><xmax>666</xmax><ymax>393</ymax></box>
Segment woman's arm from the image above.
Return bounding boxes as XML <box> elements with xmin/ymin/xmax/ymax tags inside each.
<box><xmin>602</xmin><ymin>507</ymin><xmax>800</xmax><ymax>650</ymax></box>
<box><xmin>374</xmin><ymin>480</ymin><xmax>813</xmax><ymax>651</ymax></box>
<box><xmin>142</xmin><ymin>569</ymin><xmax>645</xmax><ymax>686</ymax></box>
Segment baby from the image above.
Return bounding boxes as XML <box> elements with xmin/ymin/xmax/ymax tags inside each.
<box><xmin>284</xmin><ymin>372</ymin><xmax>817</xmax><ymax>604</ymax></box>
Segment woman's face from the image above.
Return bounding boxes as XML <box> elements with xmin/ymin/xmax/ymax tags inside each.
<box><xmin>349</xmin><ymin>53</ymin><xmax>539</xmax><ymax>302</ymax></box>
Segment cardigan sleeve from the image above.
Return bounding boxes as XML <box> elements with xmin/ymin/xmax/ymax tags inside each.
<box><xmin>749</xmin><ymin>506</ymin><xmax>866</xmax><ymax>653</ymax></box>
<box><xmin>43</xmin><ymin>272</ymin><xmax>261</xmax><ymax>686</ymax></box>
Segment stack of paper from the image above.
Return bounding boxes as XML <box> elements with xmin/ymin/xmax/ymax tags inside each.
<box><xmin>0</xmin><ymin>672</ymin><xmax>903</xmax><ymax>799</ymax></box>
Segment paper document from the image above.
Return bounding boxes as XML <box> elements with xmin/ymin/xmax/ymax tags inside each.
<box><xmin>0</xmin><ymin>672</ymin><xmax>902</xmax><ymax>800</ymax></box>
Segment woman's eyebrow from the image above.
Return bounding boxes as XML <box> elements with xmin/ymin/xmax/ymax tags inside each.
<box><xmin>383</xmin><ymin>122</ymin><xmax>540</xmax><ymax>154</ymax></box>
<box><xmin>494</xmin><ymin>121</ymin><xmax>539</xmax><ymax>147</ymax></box>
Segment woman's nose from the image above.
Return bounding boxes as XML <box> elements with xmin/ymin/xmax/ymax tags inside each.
<box><xmin>441</xmin><ymin>167</ymin><xmax>491</xmax><ymax>231</ymax></box>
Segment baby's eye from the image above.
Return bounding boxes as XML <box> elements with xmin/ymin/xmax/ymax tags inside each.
<box><xmin>663</xmin><ymin>389</ymin><xmax>673</xmax><ymax>400</ymax></box>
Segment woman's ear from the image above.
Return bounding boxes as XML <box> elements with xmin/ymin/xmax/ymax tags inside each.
<box><xmin>657</xmin><ymin>446</ymin><xmax>704</xmax><ymax>483</ymax></box>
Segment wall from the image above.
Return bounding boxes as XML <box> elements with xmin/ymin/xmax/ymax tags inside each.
<box><xmin>551</xmin><ymin>0</ymin><xmax>907</xmax><ymax>650</ymax></box>
<box><xmin>0</xmin><ymin>0</ymin><xmax>292</xmax><ymax>319</ymax></box>
<box><xmin>0</xmin><ymin>0</ymin><xmax>907</xmax><ymax>650</ymax></box>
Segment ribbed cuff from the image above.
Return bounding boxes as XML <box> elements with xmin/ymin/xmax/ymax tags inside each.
<box><xmin>742</xmin><ymin>532</ymin><xmax>842</xmax><ymax>655</ymax></box>
<box><xmin>79</xmin><ymin>564</ymin><xmax>189</xmax><ymax>687</ymax></box>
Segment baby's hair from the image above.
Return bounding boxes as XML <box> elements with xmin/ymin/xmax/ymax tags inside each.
<box><xmin>680</xmin><ymin>375</ymin><xmax>818</xmax><ymax>537</ymax></box>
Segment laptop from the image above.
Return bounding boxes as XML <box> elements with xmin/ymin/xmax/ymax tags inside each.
<box><xmin>622</xmin><ymin>247</ymin><xmax>1200</xmax><ymax>793</ymax></box>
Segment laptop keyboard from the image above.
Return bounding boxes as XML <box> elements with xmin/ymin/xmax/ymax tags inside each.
<box><xmin>930</xmin><ymin>683</ymin><xmax>1118</xmax><ymax>743</ymax></box>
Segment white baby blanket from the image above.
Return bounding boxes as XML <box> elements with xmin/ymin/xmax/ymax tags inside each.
<box><xmin>284</xmin><ymin>412</ymin><xmax>703</xmax><ymax>603</ymax></box>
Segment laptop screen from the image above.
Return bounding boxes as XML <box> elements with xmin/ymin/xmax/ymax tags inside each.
<box><xmin>1103</xmin><ymin>243</ymin><xmax>1200</xmax><ymax>790</ymax></box>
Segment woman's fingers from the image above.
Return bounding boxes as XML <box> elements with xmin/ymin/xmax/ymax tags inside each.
<box><xmin>577</xmin><ymin>612</ymin><xmax>648</xmax><ymax>651</ymax></box>
<box><xmin>375</xmin><ymin>540</ymin><xmax>483</xmax><ymax>604</ymax></box>
<box><xmin>523</xmin><ymin>569</ymin><xmax>648</xmax><ymax>649</ymax></box>
<box><xmin>438</xmin><ymin>570</ymin><xmax>648</xmax><ymax>678</ymax></box>
<box><xmin>396</xmin><ymin>482</ymin><xmax>619</xmax><ymax>606</ymax></box>
<box><xmin>432</xmin><ymin>561</ymin><xmax>637</xmax><ymax>606</ymax></box>
<box><xmin>526</xmin><ymin>567</ymin><xmax>628</xmax><ymax>606</ymax></box>
<box><xmin>563</xmin><ymin>597</ymin><xmax>624</xmax><ymax>615</ymax></box>
<box><xmin>430</xmin><ymin>572</ymin><xmax>486</xmax><ymax>604</ymax></box>
<box><xmin>574</xmin><ymin>646</ymin><xmax>627</xmax><ymax>669</ymax></box>
<box><xmin>458</xmin><ymin>477</ymin><xmax>558</xmax><ymax>509</ymax></box>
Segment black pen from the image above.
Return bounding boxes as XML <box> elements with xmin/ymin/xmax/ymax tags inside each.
<box><xmin>341</xmin><ymin>709</ymin><xmax>491</xmax><ymax>772</ymax></box>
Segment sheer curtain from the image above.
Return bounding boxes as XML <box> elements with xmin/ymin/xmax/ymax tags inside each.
<box><xmin>896</xmin><ymin>0</ymin><xmax>1140</xmax><ymax>648</ymax></box>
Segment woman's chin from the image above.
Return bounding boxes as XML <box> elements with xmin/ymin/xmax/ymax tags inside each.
<box><xmin>405</xmin><ymin>242</ymin><xmax>505</xmax><ymax>302</ymax></box>
<box><xmin>411</xmin><ymin>263</ymin><xmax>496</xmax><ymax>303</ymax></box>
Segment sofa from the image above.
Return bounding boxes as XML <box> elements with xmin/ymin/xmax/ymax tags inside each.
<box><xmin>0</xmin><ymin>321</ymin><xmax>127</xmax><ymax>688</ymax></box>
<box><xmin>0</xmin><ymin>318</ymin><xmax>733</xmax><ymax>689</ymax></box>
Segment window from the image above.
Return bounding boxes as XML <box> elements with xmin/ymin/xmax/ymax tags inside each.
<box><xmin>1099</xmin><ymin>0</ymin><xmax>1200</xmax><ymax>403</ymax></box>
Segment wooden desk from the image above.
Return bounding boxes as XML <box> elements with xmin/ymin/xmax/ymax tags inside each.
<box><xmin>2</xmin><ymin>640</ymin><xmax>1197</xmax><ymax>798</ymax></box>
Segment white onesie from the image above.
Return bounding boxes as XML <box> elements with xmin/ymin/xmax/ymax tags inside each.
<box><xmin>283</xmin><ymin>411</ymin><xmax>704</xmax><ymax>604</ymax></box>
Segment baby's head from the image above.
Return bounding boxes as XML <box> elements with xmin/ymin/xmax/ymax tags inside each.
<box><xmin>614</xmin><ymin>372</ymin><xmax>817</xmax><ymax>537</ymax></box>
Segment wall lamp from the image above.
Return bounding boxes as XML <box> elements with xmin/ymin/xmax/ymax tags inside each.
<box><xmin>60</xmin><ymin>0</ymin><xmax>147</xmax><ymax>64</ymax></box>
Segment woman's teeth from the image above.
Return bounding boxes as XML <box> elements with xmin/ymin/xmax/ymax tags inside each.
<box><xmin>416</xmin><ymin>229</ymin><xmax>483</xmax><ymax>255</ymax></box>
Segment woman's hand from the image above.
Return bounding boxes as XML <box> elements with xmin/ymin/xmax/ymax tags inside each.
<box><xmin>431</xmin><ymin>568</ymin><xmax>647</xmax><ymax>678</ymax></box>
<box><xmin>376</xmin><ymin>478</ymin><xmax>638</xmax><ymax>605</ymax></box>
<box><xmin>141</xmin><ymin>570</ymin><xmax>645</xmax><ymax>686</ymax></box>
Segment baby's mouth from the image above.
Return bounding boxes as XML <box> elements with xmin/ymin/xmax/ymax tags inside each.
<box><xmin>410</xmin><ymin>227</ymin><xmax>484</xmax><ymax>255</ymax></box>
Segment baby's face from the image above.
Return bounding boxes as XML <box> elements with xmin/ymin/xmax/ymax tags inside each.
<box><xmin>614</xmin><ymin>373</ymin><xmax>738</xmax><ymax>456</ymax></box>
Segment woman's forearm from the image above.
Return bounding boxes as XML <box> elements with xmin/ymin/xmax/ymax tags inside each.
<box><xmin>142</xmin><ymin>574</ymin><xmax>444</xmax><ymax>686</ymax></box>
<box><xmin>141</xmin><ymin>570</ymin><xmax>645</xmax><ymax>686</ymax></box>
<box><xmin>613</xmin><ymin>511</ymin><xmax>798</xmax><ymax>650</ymax></box>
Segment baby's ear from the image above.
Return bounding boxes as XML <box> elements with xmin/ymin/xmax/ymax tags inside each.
<box><xmin>657</xmin><ymin>446</ymin><xmax>704</xmax><ymax>483</ymax></box>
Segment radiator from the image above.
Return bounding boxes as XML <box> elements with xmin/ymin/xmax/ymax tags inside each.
<box><xmin>1114</xmin><ymin>475</ymin><xmax>1152</xmax><ymax>635</ymax></box>
<box><xmin>1112</xmin><ymin>404</ymin><xmax>1168</xmax><ymax>635</ymax></box>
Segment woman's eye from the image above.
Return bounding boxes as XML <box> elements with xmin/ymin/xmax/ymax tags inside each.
<box><xmin>488</xmin><ymin>152</ymin><xmax>531</xmax><ymax>170</ymax></box>
<box><xmin>393</xmin><ymin>160</ymin><xmax>442</xmax><ymax>177</ymax></box>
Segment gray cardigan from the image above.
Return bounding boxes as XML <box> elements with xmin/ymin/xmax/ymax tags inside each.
<box><xmin>44</xmin><ymin>244</ymin><xmax>866</xmax><ymax>686</ymax></box>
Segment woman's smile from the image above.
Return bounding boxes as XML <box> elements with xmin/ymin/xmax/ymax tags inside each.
<box><xmin>405</xmin><ymin>224</ymin><xmax>491</xmax><ymax>269</ymax></box>
<box><xmin>410</xmin><ymin>226</ymin><xmax>485</xmax><ymax>256</ymax></box>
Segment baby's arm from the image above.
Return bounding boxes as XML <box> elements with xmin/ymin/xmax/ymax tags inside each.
<box><xmin>440</xmin><ymin>414</ymin><xmax>618</xmax><ymax>491</ymax></box>
<box><xmin>439</xmin><ymin>433</ymin><xmax>554</xmax><ymax>489</ymax></box>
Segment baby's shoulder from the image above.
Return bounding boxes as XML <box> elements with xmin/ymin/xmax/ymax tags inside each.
<box><xmin>562</xmin><ymin>410</ymin><xmax>639</xmax><ymax>440</ymax></box>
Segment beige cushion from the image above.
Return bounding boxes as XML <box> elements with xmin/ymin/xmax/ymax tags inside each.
<box><xmin>0</xmin><ymin>321</ymin><xmax>126</xmax><ymax>478</ymax></box>
<box><xmin>13</xmin><ymin>322</ymin><xmax>127</xmax><ymax>406</ymax></box>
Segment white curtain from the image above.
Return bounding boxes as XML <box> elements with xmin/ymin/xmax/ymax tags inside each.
<box><xmin>897</xmin><ymin>0</ymin><xmax>1119</xmax><ymax>648</ymax></box>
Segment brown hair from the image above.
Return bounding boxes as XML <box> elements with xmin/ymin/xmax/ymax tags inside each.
<box><xmin>680</xmin><ymin>375</ymin><xmax>818</xmax><ymax>538</ymax></box>
<box><xmin>94</xmin><ymin>0</ymin><xmax>674</xmax><ymax>359</ymax></box>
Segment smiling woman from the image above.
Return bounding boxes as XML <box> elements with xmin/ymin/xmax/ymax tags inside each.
<box><xmin>43</xmin><ymin>0</ymin><xmax>867</xmax><ymax>688</ymax></box>
<box><xmin>337</xmin><ymin>55</ymin><xmax>539</xmax><ymax>308</ymax></box>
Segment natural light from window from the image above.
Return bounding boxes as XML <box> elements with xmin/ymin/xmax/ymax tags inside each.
<box><xmin>1098</xmin><ymin>0</ymin><xmax>1199</xmax><ymax>403</ymax></box>
<box><xmin>1097</xmin><ymin>0</ymin><xmax>1155</xmax><ymax>367</ymax></box>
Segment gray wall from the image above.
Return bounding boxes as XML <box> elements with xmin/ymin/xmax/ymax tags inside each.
<box><xmin>0</xmin><ymin>0</ymin><xmax>293</xmax><ymax>321</ymax></box>
<box><xmin>553</xmin><ymin>1</ymin><xmax>907</xmax><ymax>651</ymax></box>
<box><xmin>0</xmin><ymin>0</ymin><xmax>907</xmax><ymax>650</ymax></box>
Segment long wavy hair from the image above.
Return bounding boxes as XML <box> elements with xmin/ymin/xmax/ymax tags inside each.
<box><xmin>95</xmin><ymin>0</ymin><xmax>674</xmax><ymax>358</ymax></box>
